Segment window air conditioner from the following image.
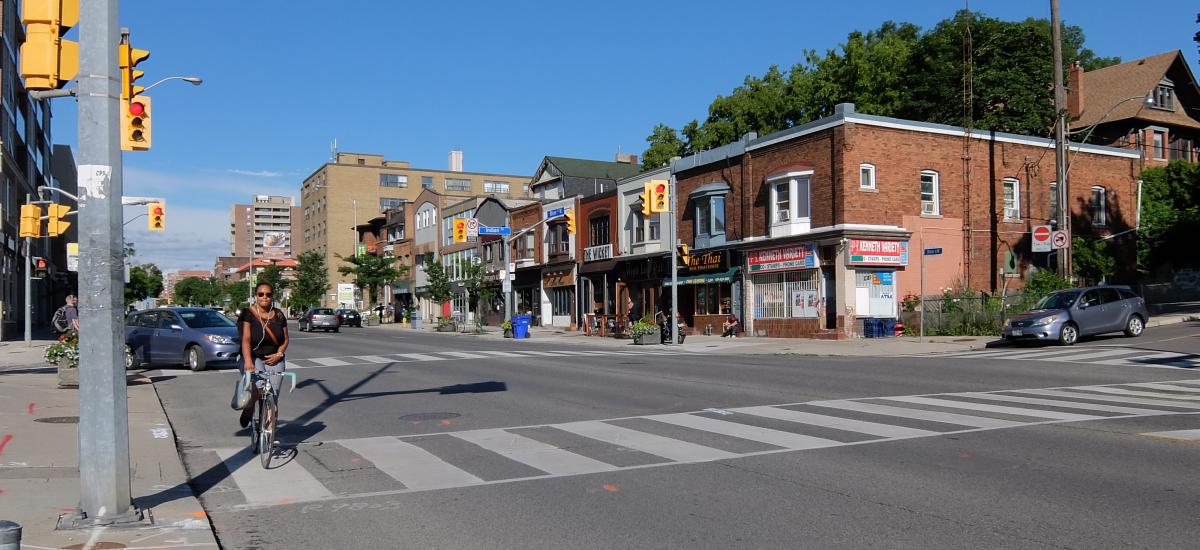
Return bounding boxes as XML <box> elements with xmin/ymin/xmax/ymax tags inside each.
<box><xmin>921</xmin><ymin>201</ymin><xmax>936</xmax><ymax>215</ymax></box>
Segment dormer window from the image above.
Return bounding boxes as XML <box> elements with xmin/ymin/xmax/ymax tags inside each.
<box><xmin>1151</xmin><ymin>78</ymin><xmax>1174</xmax><ymax>111</ymax></box>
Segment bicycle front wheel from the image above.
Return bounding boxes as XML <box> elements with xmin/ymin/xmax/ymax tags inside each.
<box><xmin>258</xmin><ymin>394</ymin><xmax>277</xmax><ymax>469</ymax></box>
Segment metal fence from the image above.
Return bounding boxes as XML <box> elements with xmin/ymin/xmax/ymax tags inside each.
<box><xmin>900</xmin><ymin>293</ymin><xmax>1031</xmax><ymax>337</ymax></box>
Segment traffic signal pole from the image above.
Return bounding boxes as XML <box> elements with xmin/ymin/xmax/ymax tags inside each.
<box><xmin>69</xmin><ymin>0</ymin><xmax>138</xmax><ymax>525</ymax></box>
<box><xmin>23</xmin><ymin>194</ymin><xmax>31</xmax><ymax>347</ymax></box>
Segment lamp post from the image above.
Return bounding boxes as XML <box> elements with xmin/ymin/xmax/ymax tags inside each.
<box><xmin>140</xmin><ymin>76</ymin><xmax>202</xmax><ymax>93</ymax></box>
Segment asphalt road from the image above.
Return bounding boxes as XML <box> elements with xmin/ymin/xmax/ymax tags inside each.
<box><xmin>149</xmin><ymin>321</ymin><xmax>1200</xmax><ymax>549</ymax></box>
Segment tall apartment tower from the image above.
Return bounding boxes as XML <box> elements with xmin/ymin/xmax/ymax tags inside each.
<box><xmin>229</xmin><ymin>195</ymin><xmax>301</xmax><ymax>258</ymax></box>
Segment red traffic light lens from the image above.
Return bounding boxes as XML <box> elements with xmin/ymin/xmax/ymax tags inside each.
<box><xmin>153</xmin><ymin>207</ymin><xmax>163</xmax><ymax>215</ymax></box>
<box><xmin>655</xmin><ymin>184</ymin><xmax>666</xmax><ymax>193</ymax></box>
<box><xmin>129</xmin><ymin>101</ymin><xmax>145</xmax><ymax>116</ymax></box>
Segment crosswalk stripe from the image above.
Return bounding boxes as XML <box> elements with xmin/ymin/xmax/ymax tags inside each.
<box><xmin>1014</xmin><ymin>348</ymin><xmax>1146</xmax><ymax>362</ymax></box>
<box><xmin>648</xmin><ymin>413</ymin><xmax>843</xmax><ymax>450</ymax></box>
<box><xmin>936</xmin><ymin>349</ymin><xmax>1031</xmax><ymax>358</ymax></box>
<box><xmin>474</xmin><ymin>351</ymin><xmax>530</xmax><ymax>357</ymax></box>
<box><xmin>881</xmin><ymin>396</ymin><xmax>1102</xmax><ymax>421</ymax></box>
<box><xmin>440</xmin><ymin>351</ymin><xmax>492</xmax><ymax>359</ymax></box>
<box><xmin>1067</xmin><ymin>386</ymin><xmax>1200</xmax><ymax>401</ymax></box>
<box><xmin>514</xmin><ymin>351</ymin><xmax>570</xmax><ymax>356</ymax></box>
<box><xmin>1019</xmin><ymin>388</ymin><xmax>1200</xmax><ymax>409</ymax></box>
<box><xmin>951</xmin><ymin>392</ymin><xmax>1175</xmax><ymax>415</ymax></box>
<box><xmin>450</xmin><ymin>429</ymin><xmax>617</xmax><ymax>476</ymax></box>
<box><xmin>988</xmin><ymin>348</ymin><xmax>1111</xmax><ymax>361</ymax></box>
<box><xmin>214</xmin><ymin>447</ymin><xmax>334</xmax><ymax>505</ymax></box>
<box><xmin>338</xmin><ymin>436</ymin><xmax>483</xmax><ymax>491</ymax></box>
<box><xmin>555</xmin><ymin>420</ymin><xmax>737</xmax><ymax>462</ymax></box>
<box><xmin>353</xmin><ymin>355</ymin><xmax>394</xmax><ymax>363</ymax></box>
<box><xmin>808</xmin><ymin>400</ymin><xmax>1024</xmax><ymax>428</ymax></box>
<box><xmin>392</xmin><ymin>353</ymin><xmax>447</xmax><ymax>361</ymax></box>
<box><xmin>1091</xmin><ymin>352</ymin><xmax>1193</xmax><ymax>367</ymax></box>
<box><xmin>1129</xmin><ymin>382</ymin><xmax>1200</xmax><ymax>394</ymax></box>
<box><xmin>734</xmin><ymin>406</ymin><xmax>940</xmax><ymax>438</ymax></box>
<box><xmin>306</xmin><ymin>357</ymin><xmax>351</xmax><ymax>366</ymax></box>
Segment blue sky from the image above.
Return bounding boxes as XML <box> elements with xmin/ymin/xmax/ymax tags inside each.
<box><xmin>51</xmin><ymin>0</ymin><xmax>1198</xmax><ymax>272</ymax></box>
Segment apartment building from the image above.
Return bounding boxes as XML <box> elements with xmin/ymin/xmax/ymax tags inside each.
<box><xmin>230</xmin><ymin>195</ymin><xmax>301</xmax><ymax>259</ymax></box>
<box><xmin>300</xmin><ymin>152</ymin><xmax>530</xmax><ymax>307</ymax></box>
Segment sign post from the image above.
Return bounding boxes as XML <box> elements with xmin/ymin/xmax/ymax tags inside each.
<box><xmin>920</xmin><ymin>246</ymin><xmax>943</xmax><ymax>342</ymax></box>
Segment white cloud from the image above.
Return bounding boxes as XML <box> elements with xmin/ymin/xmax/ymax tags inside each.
<box><xmin>124</xmin><ymin>203</ymin><xmax>231</xmax><ymax>273</ymax></box>
<box><xmin>227</xmin><ymin>169</ymin><xmax>282</xmax><ymax>177</ymax></box>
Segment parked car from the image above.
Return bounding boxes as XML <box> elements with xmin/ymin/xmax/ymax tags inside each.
<box><xmin>336</xmin><ymin>308</ymin><xmax>362</xmax><ymax>327</ymax></box>
<box><xmin>1003</xmin><ymin>285</ymin><xmax>1150</xmax><ymax>346</ymax></box>
<box><xmin>299</xmin><ymin>307</ymin><xmax>340</xmax><ymax>332</ymax></box>
<box><xmin>125</xmin><ymin>307</ymin><xmax>241</xmax><ymax>371</ymax></box>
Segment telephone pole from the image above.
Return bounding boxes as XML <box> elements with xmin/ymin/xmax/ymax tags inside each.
<box><xmin>1051</xmin><ymin>0</ymin><xmax>1071</xmax><ymax>279</ymax></box>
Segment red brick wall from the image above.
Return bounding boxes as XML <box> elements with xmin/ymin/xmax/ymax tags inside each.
<box><xmin>510</xmin><ymin>204</ymin><xmax>543</xmax><ymax>264</ymax></box>
<box><xmin>578</xmin><ymin>194</ymin><xmax>617</xmax><ymax>257</ymax></box>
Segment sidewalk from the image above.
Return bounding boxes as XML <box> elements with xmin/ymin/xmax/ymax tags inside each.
<box><xmin>0</xmin><ymin>369</ymin><xmax>219</xmax><ymax>549</ymax></box>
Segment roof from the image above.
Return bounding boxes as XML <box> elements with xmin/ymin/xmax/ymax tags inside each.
<box><xmin>539</xmin><ymin>157</ymin><xmax>643</xmax><ymax>183</ymax></box>
<box><xmin>235</xmin><ymin>258</ymin><xmax>297</xmax><ymax>273</ymax></box>
<box><xmin>1072</xmin><ymin>51</ymin><xmax>1200</xmax><ymax>131</ymax></box>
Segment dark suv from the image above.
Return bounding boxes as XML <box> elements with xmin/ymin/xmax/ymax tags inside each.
<box><xmin>1003</xmin><ymin>285</ymin><xmax>1150</xmax><ymax>345</ymax></box>
<box><xmin>336</xmin><ymin>308</ymin><xmax>362</xmax><ymax>327</ymax></box>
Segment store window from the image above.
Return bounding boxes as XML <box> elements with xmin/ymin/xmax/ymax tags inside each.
<box><xmin>854</xmin><ymin>271</ymin><xmax>896</xmax><ymax>318</ymax></box>
<box><xmin>695</xmin><ymin>284</ymin><xmax>732</xmax><ymax>316</ymax></box>
<box><xmin>752</xmin><ymin>270</ymin><xmax>819</xmax><ymax>320</ymax></box>
<box><xmin>550</xmin><ymin>288</ymin><xmax>573</xmax><ymax>316</ymax></box>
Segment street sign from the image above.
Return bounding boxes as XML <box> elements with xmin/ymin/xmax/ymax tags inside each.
<box><xmin>502</xmin><ymin>279</ymin><xmax>512</xmax><ymax>293</ymax></box>
<box><xmin>466</xmin><ymin>218</ymin><xmax>480</xmax><ymax>238</ymax></box>
<box><xmin>1032</xmin><ymin>225</ymin><xmax>1052</xmax><ymax>252</ymax></box>
<box><xmin>546</xmin><ymin>207</ymin><xmax>565</xmax><ymax>218</ymax></box>
<box><xmin>923</xmin><ymin>247</ymin><xmax>943</xmax><ymax>256</ymax></box>
<box><xmin>479</xmin><ymin>226</ymin><xmax>511</xmax><ymax>235</ymax></box>
<box><xmin>1052</xmin><ymin>230</ymin><xmax>1070</xmax><ymax>249</ymax></box>
<box><xmin>67</xmin><ymin>242</ymin><xmax>79</xmax><ymax>272</ymax></box>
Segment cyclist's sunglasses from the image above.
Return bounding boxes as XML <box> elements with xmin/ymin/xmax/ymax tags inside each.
<box><xmin>257</xmin><ymin>292</ymin><xmax>273</xmax><ymax>297</ymax></box>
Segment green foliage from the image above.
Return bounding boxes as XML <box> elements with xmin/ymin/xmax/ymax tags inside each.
<box><xmin>644</xmin><ymin>11</ymin><xmax>1116</xmax><ymax>160</ymax></box>
<box><xmin>337</xmin><ymin>253</ymin><xmax>405</xmax><ymax>309</ymax></box>
<box><xmin>1137</xmin><ymin>161</ymin><xmax>1200</xmax><ymax>273</ymax></box>
<box><xmin>631</xmin><ymin>317</ymin><xmax>659</xmax><ymax>337</ymax></box>
<box><xmin>174</xmin><ymin>277</ymin><xmax>217</xmax><ymax>306</ymax></box>
<box><xmin>257</xmin><ymin>265</ymin><xmax>289</xmax><ymax>294</ymax></box>
<box><xmin>290</xmin><ymin>251</ymin><xmax>329</xmax><ymax>311</ymax></box>
<box><xmin>1072</xmin><ymin>237</ymin><xmax>1116</xmax><ymax>285</ymax></box>
<box><xmin>45</xmin><ymin>332</ymin><xmax>79</xmax><ymax>367</ymax></box>
<box><xmin>124</xmin><ymin>263</ymin><xmax>163</xmax><ymax>306</ymax></box>
<box><xmin>422</xmin><ymin>259</ymin><xmax>455</xmax><ymax>305</ymax></box>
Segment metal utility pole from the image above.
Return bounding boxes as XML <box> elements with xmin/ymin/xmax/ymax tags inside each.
<box><xmin>72</xmin><ymin>0</ymin><xmax>137</xmax><ymax>525</ymax></box>
<box><xmin>1051</xmin><ymin>0</ymin><xmax>1070</xmax><ymax>279</ymax></box>
<box><xmin>669</xmin><ymin>171</ymin><xmax>679</xmax><ymax>346</ymax></box>
<box><xmin>503</xmin><ymin>235</ymin><xmax>512</xmax><ymax>320</ymax></box>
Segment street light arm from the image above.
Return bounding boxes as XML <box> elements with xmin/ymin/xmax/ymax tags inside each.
<box><xmin>1067</xmin><ymin>94</ymin><xmax>1152</xmax><ymax>140</ymax></box>
<box><xmin>140</xmin><ymin>76</ymin><xmax>203</xmax><ymax>94</ymax></box>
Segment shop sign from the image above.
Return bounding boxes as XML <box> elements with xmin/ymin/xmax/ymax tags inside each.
<box><xmin>542</xmin><ymin>268</ymin><xmax>574</xmax><ymax>288</ymax></box>
<box><xmin>583</xmin><ymin>243</ymin><xmax>613</xmax><ymax>262</ymax></box>
<box><xmin>873</xmin><ymin>271</ymin><xmax>893</xmax><ymax>285</ymax></box>
<box><xmin>682</xmin><ymin>250</ymin><xmax>727</xmax><ymax>274</ymax></box>
<box><xmin>747</xmin><ymin>244</ymin><xmax>817</xmax><ymax>273</ymax></box>
<box><xmin>847</xmin><ymin>239</ymin><xmax>908</xmax><ymax>266</ymax></box>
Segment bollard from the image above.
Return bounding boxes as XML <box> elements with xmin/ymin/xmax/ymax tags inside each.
<box><xmin>0</xmin><ymin>520</ymin><xmax>21</xmax><ymax>550</ymax></box>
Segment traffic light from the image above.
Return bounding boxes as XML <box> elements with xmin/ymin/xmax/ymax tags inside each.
<box><xmin>677</xmin><ymin>244</ymin><xmax>691</xmax><ymax>266</ymax></box>
<box><xmin>46</xmin><ymin>203</ymin><xmax>71</xmax><ymax>237</ymax></box>
<box><xmin>121</xmin><ymin>95</ymin><xmax>152</xmax><ymax>151</ymax></box>
<box><xmin>119</xmin><ymin>39</ymin><xmax>150</xmax><ymax>100</ymax></box>
<box><xmin>564</xmin><ymin>208</ymin><xmax>576</xmax><ymax>235</ymax></box>
<box><xmin>453</xmin><ymin>219</ymin><xmax>467</xmax><ymax>243</ymax></box>
<box><xmin>19</xmin><ymin>0</ymin><xmax>79</xmax><ymax>90</ymax></box>
<box><xmin>648</xmin><ymin>179</ymin><xmax>669</xmax><ymax>213</ymax></box>
<box><xmin>147</xmin><ymin>202</ymin><xmax>165</xmax><ymax>231</ymax></box>
<box><xmin>20</xmin><ymin>204</ymin><xmax>42</xmax><ymax>238</ymax></box>
<box><xmin>640</xmin><ymin>182</ymin><xmax>653</xmax><ymax>217</ymax></box>
<box><xmin>32</xmin><ymin>257</ymin><xmax>48</xmax><ymax>279</ymax></box>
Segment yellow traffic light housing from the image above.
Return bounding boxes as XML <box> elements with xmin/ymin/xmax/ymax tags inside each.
<box><xmin>677</xmin><ymin>244</ymin><xmax>691</xmax><ymax>266</ymax></box>
<box><xmin>147</xmin><ymin>202</ymin><xmax>165</xmax><ymax>231</ymax></box>
<box><xmin>565</xmin><ymin>208</ymin><xmax>576</xmax><ymax>235</ymax></box>
<box><xmin>46</xmin><ymin>203</ymin><xmax>71</xmax><ymax>237</ymax></box>
<box><xmin>648</xmin><ymin>180</ymin><xmax>669</xmax><ymax>213</ymax></box>
<box><xmin>453</xmin><ymin>219</ymin><xmax>467</xmax><ymax>243</ymax></box>
<box><xmin>19</xmin><ymin>0</ymin><xmax>79</xmax><ymax>90</ymax></box>
<box><xmin>640</xmin><ymin>182</ymin><xmax>653</xmax><ymax>218</ymax></box>
<box><xmin>121</xmin><ymin>95</ymin><xmax>152</xmax><ymax>151</ymax></box>
<box><xmin>119</xmin><ymin>41</ymin><xmax>150</xmax><ymax>100</ymax></box>
<box><xmin>20</xmin><ymin>204</ymin><xmax>43</xmax><ymax>238</ymax></box>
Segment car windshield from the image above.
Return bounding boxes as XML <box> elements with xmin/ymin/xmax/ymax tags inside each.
<box><xmin>1033</xmin><ymin>291</ymin><xmax>1080</xmax><ymax>310</ymax></box>
<box><xmin>314</xmin><ymin>309</ymin><xmax>334</xmax><ymax>315</ymax></box>
<box><xmin>179</xmin><ymin>310</ymin><xmax>236</xmax><ymax>328</ymax></box>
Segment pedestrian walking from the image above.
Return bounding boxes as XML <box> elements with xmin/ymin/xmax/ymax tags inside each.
<box><xmin>51</xmin><ymin>294</ymin><xmax>79</xmax><ymax>339</ymax></box>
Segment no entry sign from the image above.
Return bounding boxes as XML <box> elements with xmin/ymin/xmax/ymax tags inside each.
<box><xmin>1032</xmin><ymin>225</ymin><xmax>1052</xmax><ymax>252</ymax></box>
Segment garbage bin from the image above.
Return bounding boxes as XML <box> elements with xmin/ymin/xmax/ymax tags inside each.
<box><xmin>512</xmin><ymin>315</ymin><xmax>531</xmax><ymax>339</ymax></box>
<box><xmin>881</xmin><ymin>318</ymin><xmax>897</xmax><ymax>337</ymax></box>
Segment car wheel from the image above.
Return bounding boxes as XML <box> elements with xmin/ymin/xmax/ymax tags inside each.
<box><xmin>186</xmin><ymin>345</ymin><xmax>206</xmax><ymax>372</ymax></box>
<box><xmin>1058</xmin><ymin>323</ymin><xmax>1079</xmax><ymax>346</ymax></box>
<box><xmin>1123</xmin><ymin>315</ymin><xmax>1145</xmax><ymax>337</ymax></box>
<box><xmin>124</xmin><ymin>345</ymin><xmax>134</xmax><ymax>370</ymax></box>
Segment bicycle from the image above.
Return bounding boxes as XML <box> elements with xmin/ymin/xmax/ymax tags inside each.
<box><xmin>244</xmin><ymin>370</ymin><xmax>297</xmax><ymax>468</ymax></box>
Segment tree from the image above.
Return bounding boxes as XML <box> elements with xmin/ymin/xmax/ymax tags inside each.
<box><xmin>257</xmin><ymin>265</ymin><xmax>289</xmax><ymax>294</ymax></box>
<box><xmin>337</xmin><ymin>253</ymin><xmax>405</xmax><ymax>309</ymax></box>
<box><xmin>457</xmin><ymin>259</ymin><xmax>496</xmax><ymax>329</ymax></box>
<box><xmin>173</xmin><ymin>277</ymin><xmax>217</xmax><ymax>306</ymax></box>
<box><xmin>1137</xmin><ymin>161</ymin><xmax>1200</xmax><ymax>273</ymax></box>
<box><xmin>124</xmin><ymin>263</ymin><xmax>163</xmax><ymax>306</ymax></box>
<box><xmin>641</xmin><ymin>124</ymin><xmax>685</xmax><ymax>170</ymax></box>
<box><xmin>290</xmin><ymin>251</ymin><xmax>329</xmax><ymax>312</ymax></box>
<box><xmin>1072</xmin><ymin>237</ymin><xmax>1116</xmax><ymax>285</ymax></box>
<box><xmin>217</xmin><ymin>279</ymin><xmax>252</xmax><ymax>310</ymax></box>
<box><xmin>422</xmin><ymin>258</ymin><xmax>454</xmax><ymax>307</ymax></box>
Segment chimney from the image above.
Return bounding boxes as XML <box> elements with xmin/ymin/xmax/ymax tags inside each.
<box><xmin>1067</xmin><ymin>63</ymin><xmax>1084</xmax><ymax>118</ymax></box>
<box><xmin>449</xmin><ymin>150</ymin><xmax>463</xmax><ymax>172</ymax></box>
<box><xmin>628</xmin><ymin>154</ymin><xmax>637</xmax><ymax>166</ymax></box>
<box><xmin>614</xmin><ymin>152</ymin><xmax>638</xmax><ymax>165</ymax></box>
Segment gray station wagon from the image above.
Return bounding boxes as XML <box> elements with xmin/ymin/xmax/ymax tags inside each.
<box><xmin>299</xmin><ymin>307</ymin><xmax>340</xmax><ymax>332</ymax></box>
<box><xmin>1003</xmin><ymin>285</ymin><xmax>1150</xmax><ymax>346</ymax></box>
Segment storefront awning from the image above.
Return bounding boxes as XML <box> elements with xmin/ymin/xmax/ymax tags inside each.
<box><xmin>661</xmin><ymin>268</ymin><xmax>739</xmax><ymax>286</ymax></box>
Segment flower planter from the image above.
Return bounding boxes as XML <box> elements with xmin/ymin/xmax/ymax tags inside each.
<box><xmin>632</xmin><ymin>333</ymin><xmax>656</xmax><ymax>345</ymax></box>
<box><xmin>57</xmin><ymin>360</ymin><xmax>79</xmax><ymax>389</ymax></box>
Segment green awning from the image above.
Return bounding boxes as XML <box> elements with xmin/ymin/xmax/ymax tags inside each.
<box><xmin>662</xmin><ymin>268</ymin><xmax>739</xmax><ymax>287</ymax></box>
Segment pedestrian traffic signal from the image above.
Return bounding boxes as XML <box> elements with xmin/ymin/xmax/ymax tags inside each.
<box><xmin>122</xmin><ymin>95</ymin><xmax>152</xmax><ymax>151</ymax></box>
<box><xmin>564</xmin><ymin>208</ymin><xmax>576</xmax><ymax>235</ymax></box>
<box><xmin>640</xmin><ymin>182</ymin><xmax>653</xmax><ymax>218</ymax></box>
<box><xmin>19</xmin><ymin>204</ymin><xmax>42</xmax><ymax>238</ymax></box>
<box><xmin>648</xmin><ymin>179</ymin><xmax>669</xmax><ymax>213</ymax></box>
<box><xmin>119</xmin><ymin>40</ymin><xmax>150</xmax><ymax>100</ymax></box>
<box><xmin>453</xmin><ymin>219</ymin><xmax>467</xmax><ymax>243</ymax></box>
<box><xmin>19</xmin><ymin>0</ymin><xmax>79</xmax><ymax>90</ymax></box>
<box><xmin>46</xmin><ymin>203</ymin><xmax>71</xmax><ymax>237</ymax></box>
<box><xmin>32</xmin><ymin>257</ymin><xmax>48</xmax><ymax>279</ymax></box>
<box><xmin>147</xmin><ymin>202</ymin><xmax>165</xmax><ymax>231</ymax></box>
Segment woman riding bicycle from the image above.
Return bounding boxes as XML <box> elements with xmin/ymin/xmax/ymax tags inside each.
<box><xmin>238</xmin><ymin>281</ymin><xmax>289</xmax><ymax>428</ymax></box>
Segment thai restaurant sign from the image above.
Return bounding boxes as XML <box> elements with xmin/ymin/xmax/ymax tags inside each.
<box><xmin>747</xmin><ymin>244</ymin><xmax>818</xmax><ymax>273</ymax></box>
<box><xmin>847</xmin><ymin>239</ymin><xmax>909</xmax><ymax>266</ymax></box>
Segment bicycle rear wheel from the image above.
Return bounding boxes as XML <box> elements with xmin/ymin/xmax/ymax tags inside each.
<box><xmin>248</xmin><ymin>395</ymin><xmax>263</xmax><ymax>454</ymax></box>
<box><xmin>258</xmin><ymin>393</ymin><xmax>277</xmax><ymax>468</ymax></box>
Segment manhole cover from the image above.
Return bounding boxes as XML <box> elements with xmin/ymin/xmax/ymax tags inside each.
<box><xmin>34</xmin><ymin>416</ymin><xmax>79</xmax><ymax>424</ymax></box>
<box><xmin>400</xmin><ymin>412</ymin><xmax>460</xmax><ymax>422</ymax></box>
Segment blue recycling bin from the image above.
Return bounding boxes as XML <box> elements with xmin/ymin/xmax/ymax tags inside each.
<box><xmin>881</xmin><ymin>318</ymin><xmax>897</xmax><ymax>337</ymax></box>
<box><xmin>512</xmin><ymin>315</ymin><xmax>531</xmax><ymax>339</ymax></box>
<box><xmin>863</xmin><ymin>318</ymin><xmax>879</xmax><ymax>338</ymax></box>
